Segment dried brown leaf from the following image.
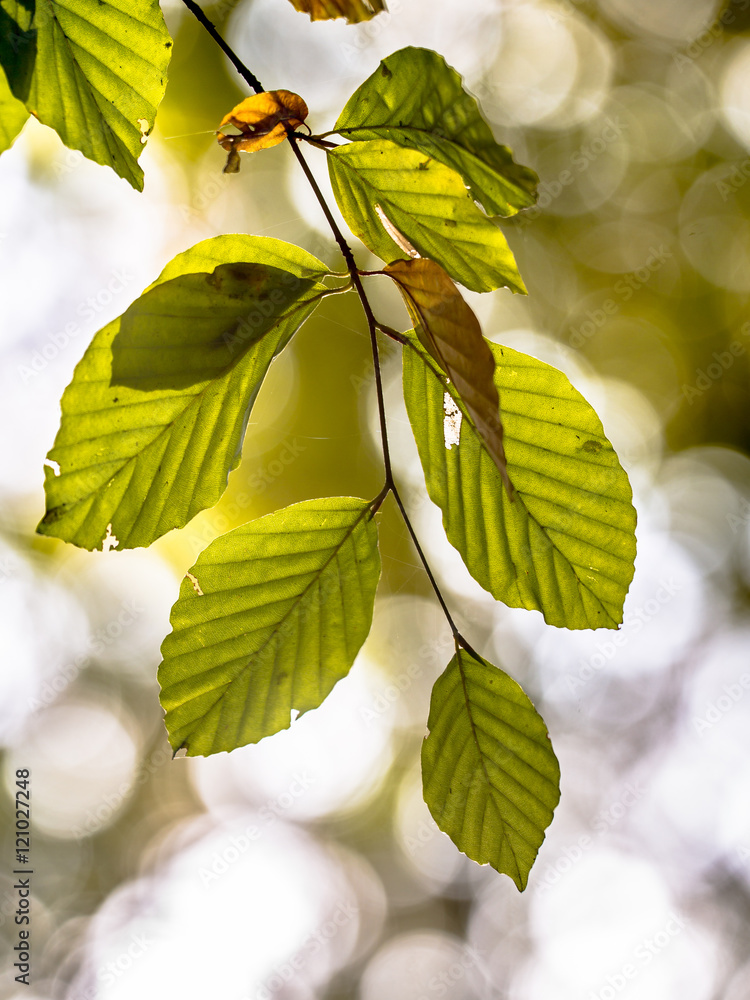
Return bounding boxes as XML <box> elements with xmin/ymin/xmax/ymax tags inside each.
<box><xmin>385</xmin><ymin>258</ymin><xmax>512</xmax><ymax>494</ymax></box>
<box><xmin>288</xmin><ymin>0</ymin><xmax>386</xmax><ymax>23</ymax></box>
<box><xmin>217</xmin><ymin>90</ymin><xmax>308</xmax><ymax>169</ymax></box>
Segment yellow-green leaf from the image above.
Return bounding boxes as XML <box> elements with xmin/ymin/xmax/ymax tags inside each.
<box><xmin>0</xmin><ymin>0</ymin><xmax>172</xmax><ymax>190</ymax></box>
<box><xmin>423</xmin><ymin>647</ymin><xmax>560</xmax><ymax>891</ymax></box>
<box><xmin>328</xmin><ymin>139</ymin><xmax>525</xmax><ymax>293</ymax></box>
<box><xmin>159</xmin><ymin>497</ymin><xmax>381</xmax><ymax>755</ymax></box>
<box><xmin>0</xmin><ymin>64</ymin><xmax>27</xmax><ymax>153</ymax></box>
<box><xmin>335</xmin><ymin>47</ymin><xmax>538</xmax><ymax>218</ymax></box>
<box><xmin>403</xmin><ymin>334</ymin><xmax>637</xmax><ymax>629</ymax></box>
<box><xmin>38</xmin><ymin>236</ymin><xmax>330</xmax><ymax>551</ymax></box>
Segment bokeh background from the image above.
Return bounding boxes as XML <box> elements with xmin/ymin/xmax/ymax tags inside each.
<box><xmin>2</xmin><ymin>0</ymin><xmax>750</xmax><ymax>997</ymax></box>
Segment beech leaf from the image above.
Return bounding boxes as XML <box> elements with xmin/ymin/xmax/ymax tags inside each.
<box><xmin>328</xmin><ymin>139</ymin><xmax>525</xmax><ymax>293</ymax></box>
<box><xmin>38</xmin><ymin>236</ymin><xmax>330</xmax><ymax>551</ymax></box>
<box><xmin>335</xmin><ymin>47</ymin><xmax>538</xmax><ymax>218</ymax></box>
<box><xmin>159</xmin><ymin>497</ymin><xmax>381</xmax><ymax>755</ymax></box>
<box><xmin>0</xmin><ymin>0</ymin><xmax>171</xmax><ymax>190</ymax></box>
<box><xmin>384</xmin><ymin>258</ymin><xmax>510</xmax><ymax>491</ymax></box>
<box><xmin>403</xmin><ymin>335</ymin><xmax>637</xmax><ymax>630</ymax></box>
<box><xmin>422</xmin><ymin>647</ymin><xmax>560</xmax><ymax>890</ymax></box>
<box><xmin>0</xmin><ymin>64</ymin><xmax>27</xmax><ymax>153</ymax></box>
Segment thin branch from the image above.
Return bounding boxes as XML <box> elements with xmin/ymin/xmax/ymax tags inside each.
<box><xmin>179</xmin><ymin>0</ymin><xmax>264</xmax><ymax>94</ymax></box>
<box><xmin>178</xmin><ymin>0</ymin><xmax>462</xmax><ymax>640</ymax></box>
<box><xmin>286</xmin><ymin>137</ymin><xmax>393</xmax><ymax>488</ymax></box>
<box><xmin>390</xmin><ymin>485</ymin><xmax>460</xmax><ymax>637</ymax></box>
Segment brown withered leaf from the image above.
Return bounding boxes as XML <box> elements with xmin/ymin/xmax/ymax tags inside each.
<box><xmin>385</xmin><ymin>258</ymin><xmax>512</xmax><ymax>494</ymax></box>
<box><xmin>288</xmin><ymin>0</ymin><xmax>386</xmax><ymax>23</ymax></box>
<box><xmin>217</xmin><ymin>90</ymin><xmax>308</xmax><ymax>171</ymax></box>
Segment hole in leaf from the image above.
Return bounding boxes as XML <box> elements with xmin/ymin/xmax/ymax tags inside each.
<box><xmin>102</xmin><ymin>524</ymin><xmax>119</xmax><ymax>552</ymax></box>
<box><xmin>443</xmin><ymin>393</ymin><xmax>461</xmax><ymax>448</ymax></box>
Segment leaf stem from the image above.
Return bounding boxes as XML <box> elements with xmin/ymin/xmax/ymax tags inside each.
<box><xmin>389</xmin><ymin>484</ymin><xmax>460</xmax><ymax>637</ymax></box>
<box><xmin>285</xmin><ymin>137</ymin><xmax>394</xmax><ymax>490</ymax></box>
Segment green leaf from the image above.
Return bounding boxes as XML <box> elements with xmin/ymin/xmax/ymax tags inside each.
<box><xmin>0</xmin><ymin>0</ymin><xmax>172</xmax><ymax>190</ymax></box>
<box><xmin>158</xmin><ymin>497</ymin><xmax>381</xmax><ymax>755</ymax></box>
<box><xmin>422</xmin><ymin>647</ymin><xmax>560</xmax><ymax>891</ymax></box>
<box><xmin>38</xmin><ymin>236</ymin><xmax>330</xmax><ymax>551</ymax></box>
<box><xmin>334</xmin><ymin>46</ymin><xmax>537</xmax><ymax>218</ymax></box>
<box><xmin>328</xmin><ymin>139</ymin><xmax>525</xmax><ymax>294</ymax></box>
<box><xmin>402</xmin><ymin>334</ymin><xmax>636</xmax><ymax>629</ymax></box>
<box><xmin>0</xmin><ymin>63</ymin><xmax>27</xmax><ymax>152</ymax></box>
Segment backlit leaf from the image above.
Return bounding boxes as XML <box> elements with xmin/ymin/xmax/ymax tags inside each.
<box><xmin>287</xmin><ymin>0</ymin><xmax>386</xmax><ymax>22</ymax></box>
<box><xmin>335</xmin><ymin>47</ymin><xmax>538</xmax><ymax>217</ymax></box>
<box><xmin>38</xmin><ymin>236</ymin><xmax>330</xmax><ymax>551</ymax></box>
<box><xmin>328</xmin><ymin>139</ymin><xmax>525</xmax><ymax>293</ymax></box>
<box><xmin>422</xmin><ymin>647</ymin><xmax>560</xmax><ymax>890</ymax></box>
<box><xmin>0</xmin><ymin>63</ymin><xmax>27</xmax><ymax>153</ymax></box>
<box><xmin>159</xmin><ymin>497</ymin><xmax>381</xmax><ymax>755</ymax></box>
<box><xmin>402</xmin><ymin>334</ymin><xmax>637</xmax><ymax>629</ymax></box>
<box><xmin>384</xmin><ymin>258</ymin><xmax>510</xmax><ymax>490</ymax></box>
<box><xmin>0</xmin><ymin>0</ymin><xmax>172</xmax><ymax>190</ymax></box>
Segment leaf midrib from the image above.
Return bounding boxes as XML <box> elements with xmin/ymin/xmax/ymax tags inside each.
<box><xmin>53</xmin><ymin>289</ymin><xmax>324</xmax><ymax>511</ymax></box>
<box><xmin>333</xmin><ymin>151</ymin><xmax>511</xmax><ymax>271</ymax></box>
<box><xmin>336</xmin><ymin>123</ymin><xmax>505</xmax><ymax>175</ymax></box>
<box><xmin>178</xmin><ymin>503</ymin><xmax>374</xmax><ymax>736</ymax></box>
<box><xmin>453</xmin><ymin>650</ymin><xmax>524</xmax><ymax>880</ymax></box>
